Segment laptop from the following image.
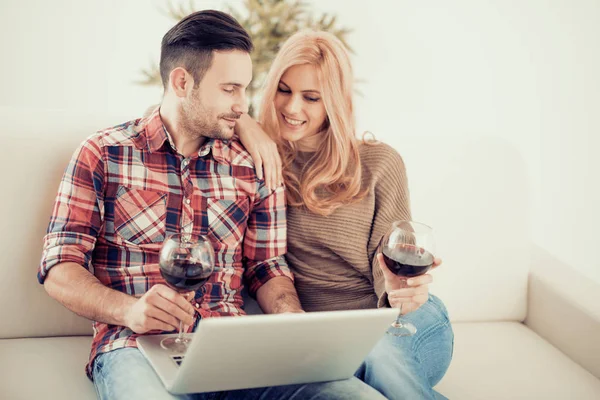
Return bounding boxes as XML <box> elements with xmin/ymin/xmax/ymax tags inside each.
<box><xmin>136</xmin><ymin>308</ymin><xmax>398</xmax><ymax>394</ymax></box>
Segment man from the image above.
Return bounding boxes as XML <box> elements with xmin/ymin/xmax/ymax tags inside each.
<box><xmin>38</xmin><ymin>10</ymin><xmax>383</xmax><ymax>400</ymax></box>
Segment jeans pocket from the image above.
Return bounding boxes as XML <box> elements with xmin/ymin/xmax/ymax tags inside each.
<box><xmin>92</xmin><ymin>354</ymin><xmax>106</xmax><ymax>398</ymax></box>
<box><xmin>92</xmin><ymin>354</ymin><xmax>104</xmax><ymax>378</ymax></box>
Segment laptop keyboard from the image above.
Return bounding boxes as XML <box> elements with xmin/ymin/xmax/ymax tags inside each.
<box><xmin>171</xmin><ymin>355</ymin><xmax>185</xmax><ymax>366</ymax></box>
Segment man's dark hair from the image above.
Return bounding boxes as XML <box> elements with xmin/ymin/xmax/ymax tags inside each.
<box><xmin>160</xmin><ymin>10</ymin><xmax>253</xmax><ymax>90</ymax></box>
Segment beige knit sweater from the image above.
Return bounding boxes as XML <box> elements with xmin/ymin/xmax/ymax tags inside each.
<box><xmin>286</xmin><ymin>141</ymin><xmax>412</xmax><ymax>312</ymax></box>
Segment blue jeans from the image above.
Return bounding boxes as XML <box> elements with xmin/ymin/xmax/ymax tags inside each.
<box><xmin>355</xmin><ymin>294</ymin><xmax>454</xmax><ymax>400</ymax></box>
<box><xmin>92</xmin><ymin>348</ymin><xmax>385</xmax><ymax>400</ymax></box>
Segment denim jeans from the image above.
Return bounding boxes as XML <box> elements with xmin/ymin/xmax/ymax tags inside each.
<box><xmin>92</xmin><ymin>348</ymin><xmax>385</xmax><ymax>400</ymax></box>
<box><xmin>355</xmin><ymin>294</ymin><xmax>454</xmax><ymax>400</ymax></box>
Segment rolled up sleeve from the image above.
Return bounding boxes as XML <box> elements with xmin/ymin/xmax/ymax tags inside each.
<box><xmin>243</xmin><ymin>184</ymin><xmax>293</xmax><ymax>296</ymax></box>
<box><xmin>38</xmin><ymin>135</ymin><xmax>105</xmax><ymax>283</ymax></box>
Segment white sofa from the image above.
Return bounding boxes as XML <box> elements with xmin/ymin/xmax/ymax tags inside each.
<box><xmin>1</xmin><ymin>108</ymin><xmax>599</xmax><ymax>400</ymax></box>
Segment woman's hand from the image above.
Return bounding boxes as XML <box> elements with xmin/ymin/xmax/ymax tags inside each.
<box><xmin>377</xmin><ymin>253</ymin><xmax>442</xmax><ymax>314</ymax></box>
<box><xmin>236</xmin><ymin>113</ymin><xmax>283</xmax><ymax>190</ymax></box>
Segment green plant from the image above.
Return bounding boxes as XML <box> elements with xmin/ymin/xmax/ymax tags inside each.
<box><xmin>138</xmin><ymin>0</ymin><xmax>352</xmax><ymax>116</ymax></box>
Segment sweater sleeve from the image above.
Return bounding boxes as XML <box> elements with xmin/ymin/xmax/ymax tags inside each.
<box><xmin>365</xmin><ymin>143</ymin><xmax>412</xmax><ymax>307</ymax></box>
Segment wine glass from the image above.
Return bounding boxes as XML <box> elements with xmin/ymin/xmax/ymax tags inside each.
<box><xmin>381</xmin><ymin>220</ymin><xmax>436</xmax><ymax>337</ymax></box>
<box><xmin>159</xmin><ymin>233</ymin><xmax>215</xmax><ymax>352</ymax></box>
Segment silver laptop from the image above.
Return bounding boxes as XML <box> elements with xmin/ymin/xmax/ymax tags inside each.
<box><xmin>136</xmin><ymin>308</ymin><xmax>398</xmax><ymax>394</ymax></box>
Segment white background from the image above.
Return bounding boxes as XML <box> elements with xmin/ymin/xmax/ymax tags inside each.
<box><xmin>1</xmin><ymin>0</ymin><xmax>598</xmax><ymax>283</ymax></box>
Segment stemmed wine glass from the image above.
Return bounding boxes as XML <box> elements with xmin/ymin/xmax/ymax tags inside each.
<box><xmin>159</xmin><ymin>233</ymin><xmax>215</xmax><ymax>353</ymax></box>
<box><xmin>381</xmin><ymin>220</ymin><xmax>436</xmax><ymax>337</ymax></box>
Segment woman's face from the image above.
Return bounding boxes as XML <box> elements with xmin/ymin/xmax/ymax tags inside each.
<box><xmin>274</xmin><ymin>64</ymin><xmax>328</xmax><ymax>148</ymax></box>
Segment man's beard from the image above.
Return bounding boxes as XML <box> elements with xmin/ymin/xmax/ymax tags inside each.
<box><xmin>181</xmin><ymin>98</ymin><xmax>239</xmax><ymax>140</ymax></box>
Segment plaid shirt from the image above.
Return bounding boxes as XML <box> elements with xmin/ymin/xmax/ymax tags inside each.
<box><xmin>38</xmin><ymin>107</ymin><xmax>291</xmax><ymax>378</ymax></box>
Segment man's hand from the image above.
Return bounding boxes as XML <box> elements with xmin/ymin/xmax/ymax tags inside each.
<box><xmin>377</xmin><ymin>254</ymin><xmax>442</xmax><ymax>314</ymax></box>
<box><xmin>236</xmin><ymin>113</ymin><xmax>283</xmax><ymax>191</ymax></box>
<box><xmin>123</xmin><ymin>284</ymin><xmax>196</xmax><ymax>334</ymax></box>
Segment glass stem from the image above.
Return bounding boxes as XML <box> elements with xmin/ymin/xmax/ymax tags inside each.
<box><xmin>393</xmin><ymin>279</ymin><xmax>408</xmax><ymax>327</ymax></box>
<box><xmin>392</xmin><ymin>303</ymin><xmax>404</xmax><ymax>328</ymax></box>
<box><xmin>393</xmin><ymin>314</ymin><xmax>403</xmax><ymax>327</ymax></box>
<box><xmin>176</xmin><ymin>320</ymin><xmax>183</xmax><ymax>342</ymax></box>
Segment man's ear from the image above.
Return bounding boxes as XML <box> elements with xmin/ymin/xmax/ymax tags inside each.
<box><xmin>169</xmin><ymin>67</ymin><xmax>193</xmax><ymax>98</ymax></box>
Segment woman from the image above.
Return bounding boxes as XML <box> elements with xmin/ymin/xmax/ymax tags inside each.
<box><xmin>237</xmin><ymin>30</ymin><xmax>453</xmax><ymax>400</ymax></box>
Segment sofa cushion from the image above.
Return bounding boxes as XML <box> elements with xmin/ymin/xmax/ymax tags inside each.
<box><xmin>3</xmin><ymin>323</ymin><xmax>599</xmax><ymax>399</ymax></box>
<box><xmin>0</xmin><ymin>336</ymin><xmax>95</xmax><ymax>399</ymax></box>
<box><xmin>435</xmin><ymin>322</ymin><xmax>600</xmax><ymax>399</ymax></box>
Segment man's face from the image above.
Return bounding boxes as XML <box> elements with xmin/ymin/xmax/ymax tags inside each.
<box><xmin>181</xmin><ymin>50</ymin><xmax>252</xmax><ymax>140</ymax></box>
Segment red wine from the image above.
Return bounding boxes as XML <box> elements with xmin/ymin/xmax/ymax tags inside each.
<box><xmin>382</xmin><ymin>245</ymin><xmax>434</xmax><ymax>277</ymax></box>
<box><xmin>160</xmin><ymin>260</ymin><xmax>211</xmax><ymax>292</ymax></box>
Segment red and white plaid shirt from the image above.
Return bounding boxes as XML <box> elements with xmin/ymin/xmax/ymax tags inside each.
<box><xmin>38</xmin><ymin>107</ymin><xmax>292</xmax><ymax>378</ymax></box>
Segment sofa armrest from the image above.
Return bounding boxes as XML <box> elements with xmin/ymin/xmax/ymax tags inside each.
<box><xmin>525</xmin><ymin>246</ymin><xmax>600</xmax><ymax>379</ymax></box>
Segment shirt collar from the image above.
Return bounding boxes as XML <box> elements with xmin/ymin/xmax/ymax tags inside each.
<box><xmin>142</xmin><ymin>106</ymin><xmax>170</xmax><ymax>153</ymax></box>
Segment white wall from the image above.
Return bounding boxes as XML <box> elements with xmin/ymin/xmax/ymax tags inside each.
<box><xmin>313</xmin><ymin>0</ymin><xmax>600</xmax><ymax>284</ymax></box>
<box><xmin>0</xmin><ymin>0</ymin><xmax>203</xmax><ymax>117</ymax></box>
<box><xmin>1</xmin><ymin>0</ymin><xmax>598</xmax><ymax>283</ymax></box>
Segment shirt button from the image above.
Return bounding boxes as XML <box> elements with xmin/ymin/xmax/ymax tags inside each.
<box><xmin>185</xmin><ymin>198</ymin><xmax>191</xmax><ymax>205</ymax></box>
<box><xmin>195</xmin><ymin>303</ymin><xmax>200</xmax><ymax>308</ymax></box>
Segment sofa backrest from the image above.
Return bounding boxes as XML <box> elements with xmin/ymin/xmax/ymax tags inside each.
<box><xmin>0</xmin><ymin>108</ymin><xmax>134</xmax><ymax>339</ymax></box>
<box><xmin>393</xmin><ymin>135</ymin><xmax>530</xmax><ymax>322</ymax></box>
<box><xmin>0</xmin><ymin>108</ymin><xmax>530</xmax><ymax>339</ymax></box>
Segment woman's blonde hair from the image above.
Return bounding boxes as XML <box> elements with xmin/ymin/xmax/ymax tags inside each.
<box><xmin>258</xmin><ymin>30</ymin><xmax>367</xmax><ymax>216</ymax></box>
